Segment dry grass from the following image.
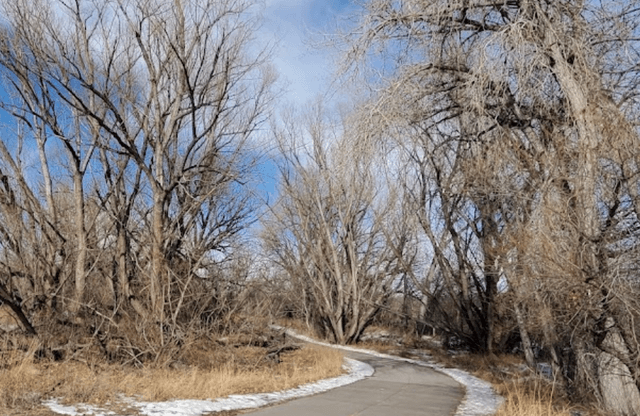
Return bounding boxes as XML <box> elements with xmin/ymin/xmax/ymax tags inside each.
<box><xmin>115</xmin><ymin>345</ymin><xmax>344</xmax><ymax>402</ymax></box>
<box><xmin>495</xmin><ymin>378</ymin><xmax>573</xmax><ymax>416</ymax></box>
<box><xmin>0</xmin><ymin>339</ymin><xmax>344</xmax><ymax>415</ymax></box>
<box><xmin>275</xmin><ymin>318</ymin><xmax>320</xmax><ymax>338</ymax></box>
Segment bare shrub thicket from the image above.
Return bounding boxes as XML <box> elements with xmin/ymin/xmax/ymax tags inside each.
<box><xmin>0</xmin><ymin>0</ymin><xmax>274</xmax><ymax>364</ymax></box>
<box><xmin>340</xmin><ymin>1</ymin><xmax>640</xmax><ymax>413</ymax></box>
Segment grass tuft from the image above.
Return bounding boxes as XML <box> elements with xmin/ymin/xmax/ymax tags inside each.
<box><xmin>495</xmin><ymin>378</ymin><xmax>573</xmax><ymax>416</ymax></box>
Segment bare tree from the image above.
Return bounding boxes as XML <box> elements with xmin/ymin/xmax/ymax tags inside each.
<box><xmin>262</xmin><ymin>106</ymin><xmax>406</xmax><ymax>344</ymax></box>
<box><xmin>341</xmin><ymin>0</ymin><xmax>640</xmax><ymax>412</ymax></box>
<box><xmin>0</xmin><ymin>0</ymin><xmax>274</xmax><ymax>351</ymax></box>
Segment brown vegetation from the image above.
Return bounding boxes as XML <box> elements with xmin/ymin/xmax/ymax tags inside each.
<box><xmin>0</xmin><ymin>1</ymin><xmax>639</xmax><ymax>416</ymax></box>
<box><xmin>354</xmin><ymin>325</ymin><xmax>598</xmax><ymax>416</ymax></box>
<box><xmin>0</xmin><ymin>330</ymin><xmax>343</xmax><ymax>415</ymax></box>
<box><xmin>324</xmin><ymin>1</ymin><xmax>640</xmax><ymax>414</ymax></box>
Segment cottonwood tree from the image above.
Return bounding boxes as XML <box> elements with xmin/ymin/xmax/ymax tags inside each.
<box><xmin>388</xmin><ymin>123</ymin><xmax>501</xmax><ymax>353</ymax></box>
<box><xmin>93</xmin><ymin>146</ymin><xmax>144</xmax><ymax>311</ymax></box>
<box><xmin>262</xmin><ymin>106</ymin><xmax>407</xmax><ymax>344</ymax></box>
<box><xmin>0</xmin><ymin>128</ymin><xmax>68</xmax><ymax>321</ymax></box>
<box><xmin>341</xmin><ymin>1</ymin><xmax>640</xmax><ymax>412</ymax></box>
<box><xmin>0</xmin><ymin>0</ymin><xmax>274</xmax><ymax>345</ymax></box>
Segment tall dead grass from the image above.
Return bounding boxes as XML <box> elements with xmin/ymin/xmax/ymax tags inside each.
<box><xmin>494</xmin><ymin>378</ymin><xmax>573</xmax><ymax>416</ymax></box>
<box><xmin>115</xmin><ymin>345</ymin><xmax>344</xmax><ymax>401</ymax></box>
<box><xmin>0</xmin><ymin>341</ymin><xmax>343</xmax><ymax>413</ymax></box>
<box><xmin>428</xmin><ymin>350</ymin><xmax>578</xmax><ymax>416</ymax></box>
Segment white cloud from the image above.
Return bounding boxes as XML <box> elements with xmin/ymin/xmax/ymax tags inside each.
<box><xmin>259</xmin><ymin>0</ymin><xmax>352</xmax><ymax>106</ymax></box>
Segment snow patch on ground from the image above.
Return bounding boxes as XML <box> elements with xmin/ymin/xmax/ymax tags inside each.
<box><xmin>44</xmin><ymin>401</ymin><xmax>90</xmax><ymax>415</ymax></box>
<box><xmin>44</xmin><ymin>358</ymin><xmax>373</xmax><ymax>416</ymax></box>
<box><xmin>439</xmin><ymin>367</ymin><xmax>503</xmax><ymax>416</ymax></box>
<box><xmin>134</xmin><ymin>358</ymin><xmax>373</xmax><ymax>416</ymax></box>
<box><xmin>280</xmin><ymin>328</ymin><xmax>503</xmax><ymax>416</ymax></box>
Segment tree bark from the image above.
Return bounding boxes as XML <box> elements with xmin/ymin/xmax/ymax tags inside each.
<box><xmin>0</xmin><ymin>282</ymin><xmax>36</xmax><ymax>335</ymax></box>
<box><xmin>514</xmin><ymin>302</ymin><xmax>536</xmax><ymax>369</ymax></box>
<box><xmin>597</xmin><ymin>319</ymin><xmax>640</xmax><ymax>415</ymax></box>
<box><xmin>71</xmin><ymin>171</ymin><xmax>87</xmax><ymax>315</ymax></box>
<box><xmin>151</xmin><ymin>186</ymin><xmax>166</xmax><ymax>322</ymax></box>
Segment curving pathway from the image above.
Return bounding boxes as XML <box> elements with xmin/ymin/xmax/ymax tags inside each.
<box><xmin>45</xmin><ymin>327</ymin><xmax>501</xmax><ymax>415</ymax></box>
<box><xmin>245</xmin><ymin>350</ymin><xmax>464</xmax><ymax>416</ymax></box>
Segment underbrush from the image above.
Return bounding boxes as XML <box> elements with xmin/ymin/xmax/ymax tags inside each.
<box><xmin>416</xmin><ymin>346</ymin><xmax>599</xmax><ymax>416</ymax></box>
<box><xmin>0</xmin><ymin>330</ymin><xmax>344</xmax><ymax>415</ymax></box>
<box><xmin>275</xmin><ymin>317</ymin><xmax>321</xmax><ymax>339</ymax></box>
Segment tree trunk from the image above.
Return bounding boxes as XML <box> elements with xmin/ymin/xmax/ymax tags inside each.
<box><xmin>0</xmin><ymin>282</ymin><xmax>36</xmax><ymax>335</ymax></box>
<box><xmin>151</xmin><ymin>187</ymin><xmax>166</xmax><ymax>322</ymax></box>
<box><xmin>71</xmin><ymin>171</ymin><xmax>87</xmax><ymax>315</ymax></box>
<box><xmin>116</xmin><ymin>223</ymin><xmax>131</xmax><ymax>302</ymax></box>
<box><xmin>535</xmin><ymin>294</ymin><xmax>564</xmax><ymax>386</ymax></box>
<box><xmin>547</xmin><ymin>34</ymin><xmax>640</xmax><ymax>412</ymax></box>
<box><xmin>597</xmin><ymin>318</ymin><xmax>640</xmax><ymax>415</ymax></box>
<box><xmin>484</xmin><ymin>271</ymin><xmax>496</xmax><ymax>354</ymax></box>
<box><xmin>36</xmin><ymin>126</ymin><xmax>57</xmax><ymax>224</ymax></box>
<box><xmin>514</xmin><ymin>302</ymin><xmax>536</xmax><ymax>369</ymax></box>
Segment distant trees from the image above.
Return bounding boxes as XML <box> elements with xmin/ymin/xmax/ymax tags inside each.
<box><xmin>338</xmin><ymin>0</ymin><xmax>640</xmax><ymax>413</ymax></box>
<box><xmin>0</xmin><ymin>0</ymin><xmax>274</xmax><ymax>354</ymax></box>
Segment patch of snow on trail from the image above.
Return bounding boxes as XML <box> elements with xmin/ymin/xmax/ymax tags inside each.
<box><xmin>439</xmin><ymin>367</ymin><xmax>502</xmax><ymax>416</ymax></box>
<box><xmin>278</xmin><ymin>327</ymin><xmax>503</xmax><ymax>416</ymax></box>
<box><xmin>44</xmin><ymin>357</ymin><xmax>373</xmax><ymax>416</ymax></box>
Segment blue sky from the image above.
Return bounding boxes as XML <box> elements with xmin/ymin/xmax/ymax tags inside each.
<box><xmin>261</xmin><ymin>0</ymin><xmax>356</xmax><ymax>106</ymax></box>
<box><xmin>0</xmin><ymin>0</ymin><xmax>357</xmax><ymax>207</ymax></box>
<box><xmin>254</xmin><ymin>0</ymin><xmax>357</xmax><ymax>202</ymax></box>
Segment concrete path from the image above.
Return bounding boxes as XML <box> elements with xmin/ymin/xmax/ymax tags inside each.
<box><xmin>245</xmin><ymin>350</ymin><xmax>464</xmax><ymax>416</ymax></box>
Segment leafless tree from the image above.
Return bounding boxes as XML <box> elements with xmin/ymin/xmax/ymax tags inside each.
<box><xmin>340</xmin><ymin>1</ymin><xmax>640</xmax><ymax>412</ymax></box>
<box><xmin>0</xmin><ymin>0</ymin><xmax>274</xmax><ymax>355</ymax></box>
<box><xmin>262</xmin><ymin>105</ymin><xmax>408</xmax><ymax>344</ymax></box>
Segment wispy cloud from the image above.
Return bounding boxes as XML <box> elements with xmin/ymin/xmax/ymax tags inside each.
<box><xmin>260</xmin><ymin>0</ymin><xmax>355</xmax><ymax>106</ymax></box>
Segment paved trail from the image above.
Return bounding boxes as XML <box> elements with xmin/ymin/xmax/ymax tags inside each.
<box><xmin>246</xmin><ymin>350</ymin><xmax>464</xmax><ymax>416</ymax></box>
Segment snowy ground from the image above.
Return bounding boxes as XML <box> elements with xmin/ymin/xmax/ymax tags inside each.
<box><xmin>45</xmin><ymin>328</ymin><xmax>502</xmax><ymax>416</ymax></box>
